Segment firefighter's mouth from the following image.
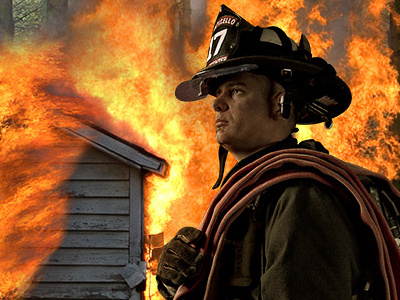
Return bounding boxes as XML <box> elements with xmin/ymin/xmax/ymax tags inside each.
<box><xmin>215</xmin><ymin>119</ymin><xmax>228</xmax><ymax>127</ymax></box>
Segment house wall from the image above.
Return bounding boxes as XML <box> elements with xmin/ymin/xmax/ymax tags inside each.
<box><xmin>26</xmin><ymin>146</ymin><xmax>143</xmax><ymax>299</ymax></box>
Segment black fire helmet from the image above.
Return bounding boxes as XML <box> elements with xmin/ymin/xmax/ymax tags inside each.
<box><xmin>175</xmin><ymin>5</ymin><xmax>352</xmax><ymax>189</ymax></box>
<box><xmin>175</xmin><ymin>4</ymin><xmax>352</xmax><ymax>126</ymax></box>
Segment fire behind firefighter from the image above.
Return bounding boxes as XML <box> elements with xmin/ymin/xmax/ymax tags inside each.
<box><xmin>156</xmin><ymin>5</ymin><xmax>400</xmax><ymax>300</ymax></box>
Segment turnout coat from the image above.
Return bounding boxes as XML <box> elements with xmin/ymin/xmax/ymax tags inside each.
<box><xmin>174</xmin><ymin>138</ymin><xmax>400</xmax><ymax>300</ymax></box>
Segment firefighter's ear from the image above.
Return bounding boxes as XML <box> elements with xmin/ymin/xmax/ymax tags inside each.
<box><xmin>271</xmin><ymin>93</ymin><xmax>288</xmax><ymax>120</ymax></box>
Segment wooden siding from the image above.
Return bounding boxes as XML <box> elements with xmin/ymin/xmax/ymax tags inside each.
<box><xmin>26</xmin><ymin>283</ymin><xmax>130</xmax><ymax>299</ymax></box>
<box><xmin>68</xmin><ymin>164</ymin><xmax>130</xmax><ymax>180</ymax></box>
<box><xmin>65</xmin><ymin>181</ymin><xmax>130</xmax><ymax>198</ymax></box>
<box><xmin>69</xmin><ymin>198</ymin><xmax>129</xmax><ymax>215</ymax></box>
<box><xmin>60</xmin><ymin>232</ymin><xmax>129</xmax><ymax>249</ymax></box>
<box><xmin>25</xmin><ymin>146</ymin><xmax>143</xmax><ymax>300</ymax></box>
<box><xmin>33</xmin><ymin>266</ymin><xmax>125</xmax><ymax>282</ymax></box>
<box><xmin>47</xmin><ymin>249</ymin><xmax>128</xmax><ymax>265</ymax></box>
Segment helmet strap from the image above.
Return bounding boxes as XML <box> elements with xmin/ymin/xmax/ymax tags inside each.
<box><xmin>279</xmin><ymin>94</ymin><xmax>291</xmax><ymax>119</ymax></box>
<box><xmin>212</xmin><ymin>145</ymin><xmax>229</xmax><ymax>189</ymax></box>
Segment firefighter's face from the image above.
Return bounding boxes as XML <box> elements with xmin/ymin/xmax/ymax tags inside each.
<box><xmin>211</xmin><ymin>72</ymin><xmax>285</xmax><ymax>161</ymax></box>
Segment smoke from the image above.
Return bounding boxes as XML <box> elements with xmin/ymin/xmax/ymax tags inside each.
<box><xmin>166</xmin><ymin>0</ymin><xmax>209</xmax><ymax>78</ymax></box>
<box><xmin>42</xmin><ymin>0</ymin><xmax>101</xmax><ymax>40</ymax></box>
<box><xmin>295</xmin><ymin>0</ymin><xmax>350</xmax><ymax>66</ymax></box>
<box><xmin>189</xmin><ymin>0</ymin><xmax>209</xmax><ymax>49</ymax></box>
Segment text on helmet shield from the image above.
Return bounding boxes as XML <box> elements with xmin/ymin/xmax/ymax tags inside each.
<box><xmin>208</xmin><ymin>55</ymin><xmax>228</xmax><ymax>67</ymax></box>
<box><xmin>214</xmin><ymin>16</ymin><xmax>238</xmax><ymax>30</ymax></box>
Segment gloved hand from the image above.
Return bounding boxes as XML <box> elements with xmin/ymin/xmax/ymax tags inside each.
<box><xmin>156</xmin><ymin>227</ymin><xmax>205</xmax><ymax>299</ymax></box>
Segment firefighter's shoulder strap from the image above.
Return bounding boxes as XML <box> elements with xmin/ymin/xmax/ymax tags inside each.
<box><xmin>357</xmin><ymin>174</ymin><xmax>400</xmax><ymax>248</ymax></box>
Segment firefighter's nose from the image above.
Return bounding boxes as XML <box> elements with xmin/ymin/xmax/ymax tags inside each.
<box><xmin>212</xmin><ymin>95</ymin><xmax>228</xmax><ymax>112</ymax></box>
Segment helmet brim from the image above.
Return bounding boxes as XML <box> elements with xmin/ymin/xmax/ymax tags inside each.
<box><xmin>175</xmin><ymin>55</ymin><xmax>351</xmax><ymax>125</ymax></box>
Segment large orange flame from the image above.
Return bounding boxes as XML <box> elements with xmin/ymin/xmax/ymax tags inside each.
<box><xmin>0</xmin><ymin>42</ymin><xmax>107</xmax><ymax>297</ymax></box>
<box><xmin>302</xmin><ymin>0</ymin><xmax>400</xmax><ymax>179</ymax></box>
<box><xmin>66</xmin><ymin>0</ymin><xmax>219</xmax><ymax>239</ymax></box>
<box><xmin>1</xmin><ymin>0</ymin><xmax>399</xmax><ymax>299</ymax></box>
<box><xmin>0</xmin><ymin>41</ymin><xmax>145</xmax><ymax>297</ymax></box>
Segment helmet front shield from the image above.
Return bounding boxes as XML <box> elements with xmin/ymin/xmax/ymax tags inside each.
<box><xmin>175</xmin><ymin>64</ymin><xmax>259</xmax><ymax>102</ymax></box>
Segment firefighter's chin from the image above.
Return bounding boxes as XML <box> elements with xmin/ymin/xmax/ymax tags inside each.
<box><xmin>215</xmin><ymin>128</ymin><xmax>228</xmax><ymax>145</ymax></box>
<box><xmin>216</xmin><ymin>130</ymin><xmax>234</xmax><ymax>153</ymax></box>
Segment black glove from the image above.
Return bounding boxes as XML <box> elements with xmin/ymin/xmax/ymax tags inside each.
<box><xmin>156</xmin><ymin>227</ymin><xmax>205</xmax><ymax>299</ymax></box>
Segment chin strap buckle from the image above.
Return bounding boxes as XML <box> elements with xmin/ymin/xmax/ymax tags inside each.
<box><xmin>281</xmin><ymin>68</ymin><xmax>292</xmax><ymax>82</ymax></box>
<box><xmin>323</xmin><ymin>116</ymin><xmax>333</xmax><ymax>129</ymax></box>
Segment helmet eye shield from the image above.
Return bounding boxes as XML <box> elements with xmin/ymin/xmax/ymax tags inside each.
<box><xmin>175</xmin><ymin>64</ymin><xmax>259</xmax><ymax>102</ymax></box>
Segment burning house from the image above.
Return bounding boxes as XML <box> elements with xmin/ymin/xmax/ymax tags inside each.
<box><xmin>24</xmin><ymin>123</ymin><xmax>167</xmax><ymax>299</ymax></box>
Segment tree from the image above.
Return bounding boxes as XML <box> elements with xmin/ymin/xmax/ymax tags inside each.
<box><xmin>13</xmin><ymin>0</ymin><xmax>46</xmax><ymax>41</ymax></box>
<box><xmin>0</xmin><ymin>0</ymin><xmax>14</xmax><ymax>43</ymax></box>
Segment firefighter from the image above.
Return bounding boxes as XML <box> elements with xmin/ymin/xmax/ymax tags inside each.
<box><xmin>157</xmin><ymin>5</ymin><xmax>400</xmax><ymax>300</ymax></box>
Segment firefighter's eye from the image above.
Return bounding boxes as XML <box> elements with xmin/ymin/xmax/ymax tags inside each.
<box><xmin>231</xmin><ymin>88</ymin><xmax>242</xmax><ymax>96</ymax></box>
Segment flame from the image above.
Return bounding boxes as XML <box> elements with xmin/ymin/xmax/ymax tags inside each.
<box><xmin>66</xmin><ymin>0</ymin><xmax>218</xmax><ymax>239</ymax></box>
<box><xmin>0</xmin><ymin>43</ymin><xmax>91</xmax><ymax>297</ymax></box>
<box><xmin>302</xmin><ymin>0</ymin><xmax>400</xmax><ymax>179</ymax></box>
<box><xmin>309</xmin><ymin>36</ymin><xmax>400</xmax><ymax>178</ymax></box>
<box><xmin>1</xmin><ymin>0</ymin><xmax>400</xmax><ymax>299</ymax></box>
<box><xmin>0</xmin><ymin>41</ymin><xmax>137</xmax><ymax>297</ymax></box>
<box><xmin>308</xmin><ymin>4</ymin><xmax>327</xmax><ymax>26</ymax></box>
